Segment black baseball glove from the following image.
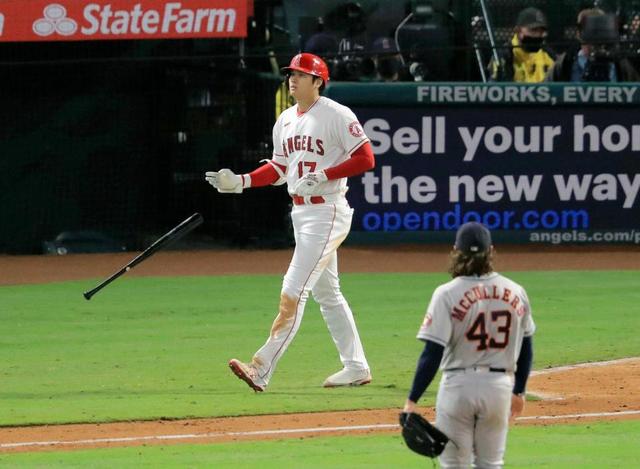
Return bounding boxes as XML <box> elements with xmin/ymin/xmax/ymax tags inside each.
<box><xmin>399</xmin><ymin>412</ymin><xmax>449</xmax><ymax>458</ymax></box>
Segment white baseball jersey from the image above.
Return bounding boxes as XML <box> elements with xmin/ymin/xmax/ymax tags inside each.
<box><xmin>270</xmin><ymin>96</ymin><xmax>369</xmax><ymax>196</ymax></box>
<box><xmin>418</xmin><ymin>272</ymin><xmax>535</xmax><ymax>371</ymax></box>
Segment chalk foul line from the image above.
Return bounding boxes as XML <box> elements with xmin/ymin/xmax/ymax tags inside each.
<box><xmin>2</xmin><ymin>411</ymin><xmax>639</xmax><ymax>450</ymax></box>
<box><xmin>516</xmin><ymin>410</ymin><xmax>640</xmax><ymax>421</ymax></box>
<box><xmin>531</xmin><ymin>357</ymin><xmax>638</xmax><ymax>376</ymax></box>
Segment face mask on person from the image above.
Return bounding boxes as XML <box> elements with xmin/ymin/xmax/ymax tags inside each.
<box><xmin>519</xmin><ymin>35</ymin><xmax>544</xmax><ymax>53</ymax></box>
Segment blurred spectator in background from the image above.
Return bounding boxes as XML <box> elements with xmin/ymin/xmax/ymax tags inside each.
<box><xmin>546</xmin><ymin>8</ymin><xmax>640</xmax><ymax>82</ymax></box>
<box><xmin>323</xmin><ymin>1</ymin><xmax>370</xmax><ymax>81</ymax></box>
<box><xmin>489</xmin><ymin>7</ymin><xmax>555</xmax><ymax>82</ymax></box>
<box><xmin>305</xmin><ymin>31</ymin><xmax>340</xmax><ymax>59</ymax></box>
<box><xmin>275</xmin><ymin>79</ymin><xmax>295</xmax><ymax>119</ymax></box>
<box><xmin>368</xmin><ymin>37</ymin><xmax>411</xmax><ymax>81</ymax></box>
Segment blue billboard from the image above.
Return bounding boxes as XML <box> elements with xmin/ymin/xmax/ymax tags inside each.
<box><xmin>346</xmin><ymin>107</ymin><xmax>640</xmax><ymax>244</ymax></box>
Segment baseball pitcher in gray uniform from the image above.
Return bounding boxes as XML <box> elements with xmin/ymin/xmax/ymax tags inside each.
<box><xmin>403</xmin><ymin>222</ymin><xmax>535</xmax><ymax>468</ymax></box>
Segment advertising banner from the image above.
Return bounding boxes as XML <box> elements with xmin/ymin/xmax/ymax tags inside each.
<box><xmin>326</xmin><ymin>82</ymin><xmax>640</xmax><ymax>106</ymax></box>
<box><xmin>348</xmin><ymin>107</ymin><xmax>640</xmax><ymax>244</ymax></box>
<box><xmin>0</xmin><ymin>0</ymin><xmax>248</xmax><ymax>42</ymax></box>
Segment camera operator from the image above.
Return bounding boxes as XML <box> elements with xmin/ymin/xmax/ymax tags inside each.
<box><xmin>321</xmin><ymin>1</ymin><xmax>371</xmax><ymax>81</ymax></box>
<box><xmin>304</xmin><ymin>31</ymin><xmax>340</xmax><ymax>77</ymax></box>
<box><xmin>545</xmin><ymin>8</ymin><xmax>639</xmax><ymax>82</ymax></box>
<box><xmin>332</xmin><ymin>36</ymin><xmax>372</xmax><ymax>81</ymax></box>
<box><xmin>368</xmin><ymin>37</ymin><xmax>411</xmax><ymax>82</ymax></box>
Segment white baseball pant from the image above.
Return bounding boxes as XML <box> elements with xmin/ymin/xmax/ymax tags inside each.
<box><xmin>252</xmin><ymin>201</ymin><xmax>369</xmax><ymax>386</ymax></box>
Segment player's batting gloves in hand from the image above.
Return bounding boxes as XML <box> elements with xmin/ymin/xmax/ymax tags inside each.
<box><xmin>293</xmin><ymin>171</ymin><xmax>328</xmax><ymax>196</ymax></box>
<box><xmin>205</xmin><ymin>169</ymin><xmax>243</xmax><ymax>193</ymax></box>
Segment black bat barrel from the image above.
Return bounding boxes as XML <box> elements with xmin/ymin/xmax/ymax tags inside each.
<box><xmin>83</xmin><ymin>213</ymin><xmax>203</xmax><ymax>300</ymax></box>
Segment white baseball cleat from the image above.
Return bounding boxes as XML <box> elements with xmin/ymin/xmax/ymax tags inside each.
<box><xmin>228</xmin><ymin>359</ymin><xmax>266</xmax><ymax>392</ymax></box>
<box><xmin>323</xmin><ymin>368</ymin><xmax>372</xmax><ymax>387</ymax></box>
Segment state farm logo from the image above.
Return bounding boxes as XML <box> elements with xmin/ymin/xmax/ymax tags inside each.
<box><xmin>29</xmin><ymin>2</ymin><xmax>238</xmax><ymax>38</ymax></box>
<box><xmin>81</xmin><ymin>3</ymin><xmax>237</xmax><ymax>35</ymax></box>
<box><xmin>33</xmin><ymin>4</ymin><xmax>78</xmax><ymax>36</ymax></box>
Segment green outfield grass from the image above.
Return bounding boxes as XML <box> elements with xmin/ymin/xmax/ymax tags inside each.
<box><xmin>1</xmin><ymin>270</ymin><xmax>638</xmax><ymax>426</ymax></box>
<box><xmin>1</xmin><ymin>420</ymin><xmax>638</xmax><ymax>468</ymax></box>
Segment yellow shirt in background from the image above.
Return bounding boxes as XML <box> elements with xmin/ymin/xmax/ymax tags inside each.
<box><xmin>275</xmin><ymin>82</ymin><xmax>295</xmax><ymax>120</ymax></box>
<box><xmin>511</xmin><ymin>34</ymin><xmax>555</xmax><ymax>83</ymax></box>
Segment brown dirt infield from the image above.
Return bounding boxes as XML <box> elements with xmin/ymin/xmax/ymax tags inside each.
<box><xmin>1</xmin><ymin>245</ymin><xmax>638</xmax><ymax>453</ymax></box>
<box><xmin>2</xmin><ymin>244</ymin><xmax>640</xmax><ymax>286</ymax></box>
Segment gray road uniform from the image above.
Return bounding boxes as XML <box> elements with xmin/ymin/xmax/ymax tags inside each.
<box><xmin>417</xmin><ymin>272</ymin><xmax>536</xmax><ymax>468</ymax></box>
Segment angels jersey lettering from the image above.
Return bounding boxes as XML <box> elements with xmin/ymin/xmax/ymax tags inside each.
<box><xmin>283</xmin><ymin>135</ymin><xmax>325</xmax><ymax>156</ymax></box>
<box><xmin>271</xmin><ymin>96</ymin><xmax>369</xmax><ymax>196</ymax></box>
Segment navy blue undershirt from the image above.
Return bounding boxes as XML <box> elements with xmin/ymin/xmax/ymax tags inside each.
<box><xmin>408</xmin><ymin>340</ymin><xmax>444</xmax><ymax>403</ymax></box>
<box><xmin>513</xmin><ymin>336</ymin><xmax>533</xmax><ymax>394</ymax></box>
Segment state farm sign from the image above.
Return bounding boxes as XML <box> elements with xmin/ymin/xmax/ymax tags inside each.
<box><xmin>0</xmin><ymin>1</ymin><xmax>248</xmax><ymax>41</ymax></box>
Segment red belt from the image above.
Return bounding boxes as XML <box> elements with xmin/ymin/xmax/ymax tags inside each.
<box><xmin>292</xmin><ymin>195</ymin><xmax>325</xmax><ymax>205</ymax></box>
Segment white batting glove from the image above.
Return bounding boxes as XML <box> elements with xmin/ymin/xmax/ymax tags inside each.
<box><xmin>205</xmin><ymin>168</ymin><xmax>244</xmax><ymax>193</ymax></box>
<box><xmin>293</xmin><ymin>171</ymin><xmax>328</xmax><ymax>196</ymax></box>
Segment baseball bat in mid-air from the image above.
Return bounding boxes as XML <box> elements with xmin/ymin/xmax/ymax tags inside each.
<box><xmin>83</xmin><ymin>213</ymin><xmax>204</xmax><ymax>300</ymax></box>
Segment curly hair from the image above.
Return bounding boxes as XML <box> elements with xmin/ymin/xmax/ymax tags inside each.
<box><xmin>448</xmin><ymin>248</ymin><xmax>495</xmax><ymax>278</ymax></box>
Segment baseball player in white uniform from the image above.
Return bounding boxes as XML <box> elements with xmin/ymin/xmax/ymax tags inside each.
<box><xmin>205</xmin><ymin>53</ymin><xmax>375</xmax><ymax>392</ymax></box>
<box><xmin>403</xmin><ymin>222</ymin><xmax>535</xmax><ymax>468</ymax></box>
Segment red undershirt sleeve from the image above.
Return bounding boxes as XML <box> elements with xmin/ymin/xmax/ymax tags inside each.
<box><xmin>243</xmin><ymin>162</ymin><xmax>282</xmax><ymax>188</ymax></box>
<box><xmin>324</xmin><ymin>141</ymin><xmax>375</xmax><ymax>180</ymax></box>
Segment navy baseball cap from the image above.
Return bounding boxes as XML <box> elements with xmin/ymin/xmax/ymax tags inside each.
<box><xmin>371</xmin><ymin>37</ymin><xmax>399</xmax><ymax>55</ymax></box>
<box><xmin>454</xmin><ymin>222</ymin><xmax>492</xmax><ymax>254</ymax></box>
<box><xmin>304</xmin><ymin>32</ymin><xmax>339</xmax><ymax>55</ymax></box>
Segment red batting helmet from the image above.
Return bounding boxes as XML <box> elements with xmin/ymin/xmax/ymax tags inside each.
<box><xmin>281</xmin><ymin>53</ymin><xmax>330</xmax><ymax>83</ymax></box>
